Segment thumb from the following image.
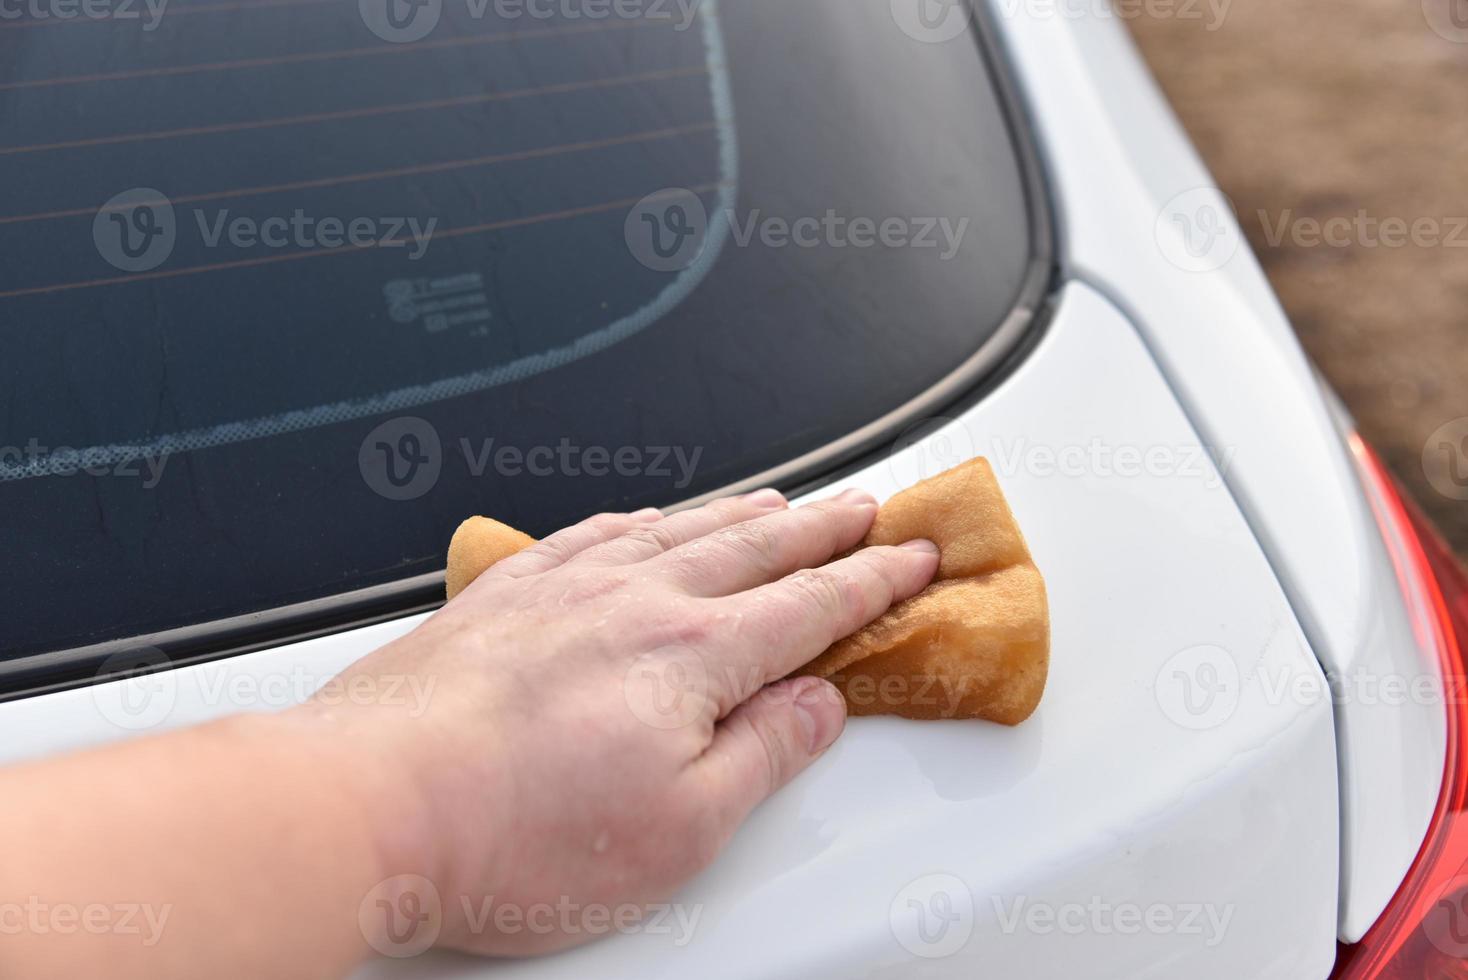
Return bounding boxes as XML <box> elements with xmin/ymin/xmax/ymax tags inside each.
<box><xmin>697</xmin><ymin>676</ymin><xmax>847</xmax><ymax>823</ymax></box>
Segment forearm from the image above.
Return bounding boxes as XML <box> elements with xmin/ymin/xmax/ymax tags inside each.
<box><xmin>0</xmin><ymin>491</ymin><xmax>913</xmax><ymax>973</ymax></box>
<box><xmin>0</xmin><ymin>710</ymin><xmax>421</xmax><ymax>980</ymax></box>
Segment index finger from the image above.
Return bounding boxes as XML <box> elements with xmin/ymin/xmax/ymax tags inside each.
<box><xmin>707</xmin><ymin>541</ymin><xmax>940</xmax><ymax>711</ymax></box>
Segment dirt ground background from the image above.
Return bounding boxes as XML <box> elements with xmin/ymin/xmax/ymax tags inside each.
<box><xmin>1127</xmin><ymin>0</ymin><xmax>1468</xmax><ymax>558</ymax></box>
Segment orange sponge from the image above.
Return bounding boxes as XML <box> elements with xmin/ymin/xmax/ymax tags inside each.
<box><xmin>445</xmin><ymin>517</ymin><xmax>536</xmax><ymax>600</ymax></box>
<box><xmin>444</xmin><ymin>457</ymin><xmax>1048</xmax><ymax>725</ymax></box>
<box><xmin>796</xmin><ymin>458</ymin><xmax>1049</xmax><ymax>724</ymax></box>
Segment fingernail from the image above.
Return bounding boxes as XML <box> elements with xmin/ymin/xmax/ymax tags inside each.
<box><xmin>835</xmin><ymin>488</ymin><xmax>877</xmax><ymax>507</ymax></box>
<box><xmin>793</xmin><ymin>678</ymin><xmax>845</xmax><ymax>753</ymax></box>
<box><xmin>901</xmin><ymin>538</ymin><xmax>939</xmax><ymax>554</ymax></box>
<box><xmin>631</xmin><ymin>507</ymin><xmax>662</xmax><ymax>521</ymax></box>
<box><xmin>742</xmin><ymin>488</ymin><xmax>785</xmax><ymax>507</ymax></box>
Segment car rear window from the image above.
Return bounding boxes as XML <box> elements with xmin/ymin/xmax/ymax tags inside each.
<box><xmin>0</xmin><ymin>0</ymin><xmax>1043</xmax><ymax>668</ymax></box>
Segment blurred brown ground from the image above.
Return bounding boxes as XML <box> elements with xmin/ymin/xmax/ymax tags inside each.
<box><xmin>1127</xmin><ymin>0</ymin><xmax>1468</xmax><ymax>558</ymax></box>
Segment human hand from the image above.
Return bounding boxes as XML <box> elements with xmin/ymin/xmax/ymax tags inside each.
<box><xmin>310</xmin><ymin>488</ymin><xmax>939</xmax><ymax>957</ymax></box>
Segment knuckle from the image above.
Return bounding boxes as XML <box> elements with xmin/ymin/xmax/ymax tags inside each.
<box><xmin>856</xmin><ymin>550</ymin><xmax>903</xmax><ymax>601</ymax></box>
<box><xmin>531</xmin><ymin>533</ymin><xmax>580</xmax><ymax>567</ymax></box>
<box><xmin>621</xmin><ymin>522</ymin><xmax>682</xmax><ymax>554</ymax></box>
<box><xmin>584</xmin><ymin>512</ymin><xmax>631</xmax><ymax>536</ymax></box>
<box><xmin>806</xmin><ymin>497</ymin><xmax>848</xmax><ymax>516</ymax></box>
<box><xmin>747</xmin><ymin>707</ymin><xmax>793</xmax><ymax>796</ymax></box>
<box><xmin>717</xmin><ymin>520</ymin><xmax>782</xmax><ymax>567</ymax></box>
<box><xmin>556</xmin><ymin>569</ymin><xmax>632</xmax><ymax>605</ymax></box>
<box><xmin>713</xmin><ymin>494</ymin><xmax>755</xmax><ymax>516</ymax></box>
<box><xmin>791</xmin><ymin>567</ymin><xmax>866</xmax><ymax>618</ymax></box>
<box><xmin>648</xmin><ymin>602</ymin><xmax>717</xmax><ymax>648</ymax></box>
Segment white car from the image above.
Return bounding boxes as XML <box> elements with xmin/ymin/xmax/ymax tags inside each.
<box><xmin>1</xmin><ymin>0</ymin><xmax>1463</xmax><ymax>976</ymax></box>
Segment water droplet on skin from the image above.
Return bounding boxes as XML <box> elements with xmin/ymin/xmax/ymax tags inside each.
<box><xmin>593</xmin><ymin>830</ymin><xmax>610</xmax><ymax>854</ymax></box>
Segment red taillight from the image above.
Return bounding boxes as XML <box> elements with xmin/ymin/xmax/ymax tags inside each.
<box><xmin>1333</xmin><ymin>435</ymin><xmax>1468</xmax><ymax>978</ymax></box>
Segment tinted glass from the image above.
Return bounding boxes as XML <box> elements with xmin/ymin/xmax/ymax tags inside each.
<box><xmin>0</xmin><ymin>0</ymin><xmax>1037</xmax><ymax>659</ymax></box>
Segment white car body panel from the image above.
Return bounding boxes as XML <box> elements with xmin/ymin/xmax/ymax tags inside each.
<box><xmin>0</xmin><ymin>283</ymin><xmax>1341</xmax><ymax>978</ymax></box>
<box><xmin>991</xmin><ymin>0</ymin><xmax>1444</xmax><ymax>938</ymax></box>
